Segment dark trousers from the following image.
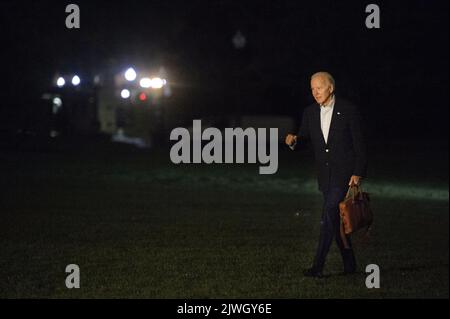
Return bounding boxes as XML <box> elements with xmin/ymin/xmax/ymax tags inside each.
<box><xmin>312</xmin><ymin>186</ymin><xmax>356</xmax><ymax>272</ymax></box>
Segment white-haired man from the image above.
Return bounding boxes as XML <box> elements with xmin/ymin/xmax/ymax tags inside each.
<box><xmin>286</xmin><ymin>72</ymin><xmax>367</xmax><ymax>278</ymax></box>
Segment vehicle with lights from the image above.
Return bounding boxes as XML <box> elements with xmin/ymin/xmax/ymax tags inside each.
<box><xmin>98</xmin><ymin>66</ymin><xmax>171</xmax><ymax>148</ymax></box>
<box><xmin>44</xmin><ymin>65</ymin><xmax>172</xmax><ymax>147</ymax></box>
<box><xmin>42</xmin><ymin>73</ymin><xmax>98</xmax><ymax>138</ymax></box>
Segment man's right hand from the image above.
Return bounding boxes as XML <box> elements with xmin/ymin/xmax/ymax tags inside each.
<box><xmin>285</xmin><ymin>134</ymin><xmax>298</xmax><ymax>147</ymax></box>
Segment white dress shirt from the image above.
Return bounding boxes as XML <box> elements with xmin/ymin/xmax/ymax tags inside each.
<box><xmin>289</xmin><ymin>95</ymin><xmax>336</xmax><ymax>150</ymax></box>
<box><xmin>320</xmin><ymin>96</ymin><xmax>335</xmax><ymax>144</ymax></box>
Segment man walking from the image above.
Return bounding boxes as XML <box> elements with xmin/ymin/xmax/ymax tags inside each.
<box><xmin>286</xmin><ymin>71</ymin><xmax>368</xmax><ymax>278</ymax></box>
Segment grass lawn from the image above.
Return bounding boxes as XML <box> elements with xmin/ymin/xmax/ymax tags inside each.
<box><xmin>0</xmin><ymin>137</ymin><xmax>448</xmax><ymax>298</ymax></box>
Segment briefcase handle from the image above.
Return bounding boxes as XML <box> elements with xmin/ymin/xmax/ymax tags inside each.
<box><xmin>345</xmin><ymin>185</ymin><xmax>362</xmax><ymax>202</ymax></box>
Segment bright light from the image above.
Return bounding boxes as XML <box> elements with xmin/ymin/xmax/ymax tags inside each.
<box><xmin>125</xmin><ymin>68</ymin><xmax>137</xmax><ymax>81</ymax></box>
<box><xmin>72</xmin><ymin>75</ymin><xmax>81</xmax><ymax>86</ymax></box>
<box><xmin>52</xmin><ymin>97</ymin><xmax>63</xmax><ymax>107</ymax></box>
<box><xmin>140</xmin><ymin>77</ymin><xmax>166</xmax><ymax>89</ymax></box>
<box><xmin>140</xmin><ymin>77</ymin><xmax>151</xmax><ymax>88</ymax></box>
<box><xmin>56</xmin><ymin>77</ymin><xmax>65</xmax><ymax>87</ymax></box>
<box><xmin>52</xmin><ymin>97</ymin><xmax>62</xmax><ymax>114</ymax></box>
<box><xmin>121</xmin><ymin>89</ymin><xmax>130</xmax><ymax>99</ymax></box>
<box><xmin>150</xmin><ymin>77</ymin><xmax>164</xmax><ymax>89</ymax></box>
<box><xmin>139</xmin><ymin>92</ymin><xmax>147</xmax><ymax>101</ymax></box>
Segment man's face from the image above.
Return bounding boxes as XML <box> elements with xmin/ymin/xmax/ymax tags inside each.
<box><xmin>310</xmin><ymin>76</ymin><xmax>334</xmax><ymax>105</ymax></box>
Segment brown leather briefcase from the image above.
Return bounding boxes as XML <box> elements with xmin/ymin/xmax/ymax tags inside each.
<box><xmin>339</xmin><ymin>185</ymin><xmax>373</xmax><ymax>248</ymax></box>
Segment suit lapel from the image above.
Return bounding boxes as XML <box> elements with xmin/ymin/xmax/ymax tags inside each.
<box><xmin>312</xmin><ymin>104</ymin><xmax>327</xmax><ymax>147</ymax></box>
<box><xmin>327</xmin><ymin>99</ymin><xmax>341</xmax><ymax>147</ymax></box>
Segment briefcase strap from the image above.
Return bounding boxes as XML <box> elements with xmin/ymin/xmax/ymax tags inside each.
<box><xmin>345</xmin><ymin>185</ymin><xmax>362</xmax><ymax>201</ymax></box>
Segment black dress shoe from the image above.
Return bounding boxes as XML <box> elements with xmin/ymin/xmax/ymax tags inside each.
<box><xmin>303</xmin><ymin>268</ymin><xmax>324</xmax><ymax>278</ymax></box>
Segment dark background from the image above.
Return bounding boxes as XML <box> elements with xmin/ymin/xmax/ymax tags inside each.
<box><xmin>0</xmin><ymin>0</ymin><xmax>448</xmax><ymax>299</ymax></box>
<box><xmin>0</xmin><ymin>0</ymin><xmax>448</xmax><ymax>143</ymax></box>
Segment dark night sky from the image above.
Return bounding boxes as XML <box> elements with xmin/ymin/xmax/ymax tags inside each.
<box><xmin>0</xmin><ymin>0</ymin><xmax>448</xmax><ymax>141</ymax></box>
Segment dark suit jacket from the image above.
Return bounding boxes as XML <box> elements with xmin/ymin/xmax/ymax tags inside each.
<box><xmin>296</xmin><ymin>97</ymin><xmax>368</xmax><ymax>192</ymax></box>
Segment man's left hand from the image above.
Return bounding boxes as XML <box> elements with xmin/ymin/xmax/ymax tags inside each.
<box><xmin>349</xmin><ymin>175</ymin><xmax>362</xmax><ymax>186</ymax></box>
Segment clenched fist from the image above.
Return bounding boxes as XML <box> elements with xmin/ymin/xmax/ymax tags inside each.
<box><xmin>285</xmin><ymin>134</ymin><xmax>297</xmax><ymax>147</ymax></box>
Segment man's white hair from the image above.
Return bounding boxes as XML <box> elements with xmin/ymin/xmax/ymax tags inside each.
<box><xmin>311</xmin><ymin>71</ymin><xmax>335</xmax><ymax>88</ymax></box>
